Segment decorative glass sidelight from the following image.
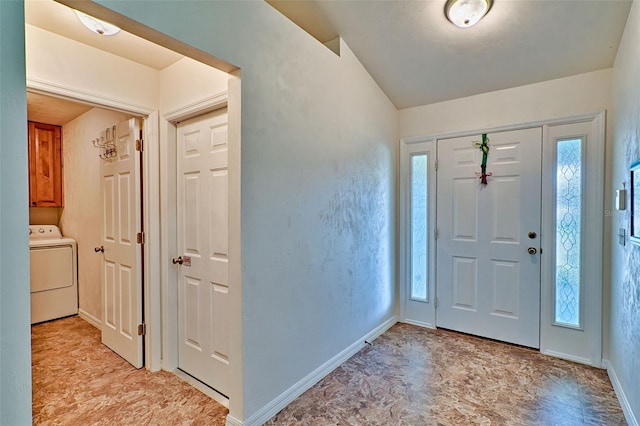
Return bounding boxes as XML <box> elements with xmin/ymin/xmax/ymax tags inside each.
<box><xmin>410</xmin><ymin>154</ymin><xmax>428</xmax><ymax>301</ymax></box>
<box><xmin>554</xmin><ymin>138</ymin><xmax>582</xmax><ymax>327</ymax></box>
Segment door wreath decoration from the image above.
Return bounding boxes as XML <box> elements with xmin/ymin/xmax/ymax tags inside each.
<box><xmin>474</xmin><ymin>133</ymin><xmax>492</xmax><ymax>185</ymax></box>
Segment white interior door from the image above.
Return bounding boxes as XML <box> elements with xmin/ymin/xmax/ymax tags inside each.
<box><xmin>436</xmin><ymin>127</ymin><xmax>542</xmax><ymax>348</ymax></box>
<box><xmin>176</xmin><ymin>108</ymin><xmax>230</xmax><ymax>396</ymax></box>
<box><xmin>101</xmin><ymin>118</ymin><xmax>143</xmax><ymax>368</ymax></box>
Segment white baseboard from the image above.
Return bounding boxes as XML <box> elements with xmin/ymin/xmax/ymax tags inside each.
<box><xmin>173</xmin><ymin>369</ymin><xmax>229</xmax><ymax>409</ymax></box>
<box><xmin>240</xmin><ymin>315</ymin><xmax>399</xmax><ymax>426</ymax></box>
<box><xmin>540</xmin><ymin>349</ymin><xmax>595</xmax><ymax>367</ymax></box>
<box><xmin>225</xmin><ymin>415</ymin><xmax>243</xmax><ymax>426</ymax></box>
<box><xmin>400</xmin><ymin>319</ymin><xmax>435</xmax><ymax>329</ymax></box>
<box><xmin>78</xmin><ymin>308</ymin><xmax>101</xmax><ymax>329</ymax></box>
<box><xmin>603</xmin><ymin>359</ymin><xmax>639</xmax><ymax>426</ymax></box>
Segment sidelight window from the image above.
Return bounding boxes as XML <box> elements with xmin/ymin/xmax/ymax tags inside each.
<box><xmin>410</xmin><ymin>154</ymin><xmax>428</xmax><ymax>301</ymax></box>
<box><xmin>554</xmin><ymin>138</ymin><xmax>583</xmax><ymax>327</ymax></box>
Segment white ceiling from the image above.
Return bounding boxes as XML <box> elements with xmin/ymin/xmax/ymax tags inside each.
<box><xmin>24</xmin><ymin>0</ymin><xmax>184</xmax><ymax>125</ymax></box>
<box><xmin>271</xmin><ymin>0</ymin><xmax>632</xmax><ymax>108</ymax></box>
<box><xmin>24</xmin><ymin>0</ymin><xmax>633</xmax><ymax>115</ymax></box>
<box><xmin>24</xmin><ymin>0</ymin><xmax>182</xmax><ymax>71</ymax></box>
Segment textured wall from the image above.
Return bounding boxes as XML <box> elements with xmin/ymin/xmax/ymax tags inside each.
<box><xmin>93</xmin><ymin>1</ymin><xmax>397</xmax><ymax>421</ymax></box>
<box><xmin>59</xmin><ymin>108</ymin><xmax>132</xmax><ymax>323</ymax></box>
<box><xmin>610</xmin><ymin>1</ymin><xmax>640</xmax><ymax>422</ymax></box>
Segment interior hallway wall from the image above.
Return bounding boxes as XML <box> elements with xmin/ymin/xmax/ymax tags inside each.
<box><xmin>610</xmin><ymin>1</ymin><xmax>640</xmax><ymax>422</ymax></box>
<box><xmin>59</xmin><ymin>108</ymin><xmax>132</xmax><ymax>324</ymax></box>
<box><xmin>0</xmin><ymin>1</ymin><xmax>32</xmax><ymax>423</ymax></box>
<box><xmin>91</xmin><ymin>1</ymin><xmax>398</xmax><ymax>421</ymax></box>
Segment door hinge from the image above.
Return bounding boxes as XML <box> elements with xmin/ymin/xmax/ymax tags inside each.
<box><xmin>434</xmin><ymin>228</ymin><xmax>439</xmax><ymax>240</ymax></box>
<box><xmin>136</xmin><ymin>139</ymin><xmax>143</xmax><ymax>152</ymax></box>
<box><xmin>137</xmin><ymin>323</ymin><xmax>146</xmax><ymax>336</ymax></box>
<box><xmin>434</xmin><ymin>297</ymin><xmax>438</xmax><ymax>309</ymax></box>
<box><xmin>137</xmin><ymin>232</ymin><xmax>144</xmax><ymax>244</ymax></box>
<box><xmin>435</xmin><ymin>159</ymin><xmax>439</xmax><ymax>171</ymax></box>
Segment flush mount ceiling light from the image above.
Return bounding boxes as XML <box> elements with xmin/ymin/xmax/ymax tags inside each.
<box><xmin>74</xmin><ymin>10</ymin><xmax>121</xmax><ymax>36</ymax></box>
<box><xmin>445</xmin><ymin>0</ymin><xmax>492</xmax><ymax>28</ymax></box>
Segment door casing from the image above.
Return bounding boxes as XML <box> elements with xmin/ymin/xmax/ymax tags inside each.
<box><xmin>399</xmin><ymin>111</ymin><xmax>605</xmax><ymax>366</ymax></box>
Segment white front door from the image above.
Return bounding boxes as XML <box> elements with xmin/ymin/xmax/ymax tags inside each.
<box><xmin>436</xmin><ymin>127</ymin><xmax>542</xmax><ymax>348</ymax></box>
<box><xmin>101</xmin><ymin>118</ymin><xmax>143</xmax><ymax>368</ymax></box>
<box><xmin>176</xmin><ymin>108</ymin><xmax>230</xmax><ymax>396</ymax></box>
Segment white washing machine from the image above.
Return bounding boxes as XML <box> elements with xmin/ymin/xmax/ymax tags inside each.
<box><xmin>29</xmin><ymin>225</ymin><xmax>78</xmax><ymax>324</ymax></box>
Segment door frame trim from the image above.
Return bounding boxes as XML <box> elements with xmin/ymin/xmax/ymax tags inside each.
<box><xmin>401</xmin><ymin>111</ymin><xmax>604</xmax><ymax>145</ymax></box>
<box><xmin>159</xmin><ymin>92</ymin><xmax>228</xmax><ymax>370</ymax></box>
<box><xmin>26</xmin><ymin>78</ymin><xmax>162</xmax><ymax>371</ymax></box>
<box><xmin>399</xmin><ymin>110</ymin><xmax>605</xmax><ymax>366</ymax></box>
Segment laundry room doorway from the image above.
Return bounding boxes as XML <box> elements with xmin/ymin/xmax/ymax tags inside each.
<box><xmin>26</xmin><ymin>89</ymin><xmax>149</xmax><ymax>370</ymax></box>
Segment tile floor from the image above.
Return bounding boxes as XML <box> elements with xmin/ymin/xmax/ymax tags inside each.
<box><xmin>267</xmin><ymin>323</ymin><xmax>626</xmax><ymax>425</ymax></box>
<box><xmin>31</xmin><ymin>316</ymin><xmax>228</xmax><ymax>425</ymax></box>
<box><xmin>32</xmin><ymin>317</ymin><xmax>626</xmax><ymax>425</ymax></box>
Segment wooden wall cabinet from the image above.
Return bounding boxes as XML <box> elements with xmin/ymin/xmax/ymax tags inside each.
<box><xmin>28</xmin><ymin>121</ymin><xmax>63</xmax><ymax>207</ymax></box>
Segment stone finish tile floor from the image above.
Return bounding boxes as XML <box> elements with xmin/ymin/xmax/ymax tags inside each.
<box><xmin>32</xmin><ymin>317</ymin><xmax>625</xmax><ymax>425</ymax></box>
<box><xmin>32</xmin><ymin>316</ymin><xmax>228</xmax><ymax>425</ymax></box>
<box><xmin>267</xmin><ymin>324</ymin><xmax>626</xmax><ymax>425</ymax></box>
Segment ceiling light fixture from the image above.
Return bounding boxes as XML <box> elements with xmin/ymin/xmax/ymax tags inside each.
<box><xmin>445</xmin><ymin>0</ymin><xmax>492</xmax><ymax>28</ymax></box>
<box><xmin>74</xmin><ymin>10</ymin><xmax>121</xmax><ymax>36</ymax></box>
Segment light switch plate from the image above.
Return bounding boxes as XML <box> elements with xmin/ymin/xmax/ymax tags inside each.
<box><xmin>616</xmin><ymin>189</ymin><xmax>626</xmax><ymax>210</ymax></box>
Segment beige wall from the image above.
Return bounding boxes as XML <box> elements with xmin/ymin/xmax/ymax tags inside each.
<box><xmin>399</xmin><ymin>69</ymin><xmax>612</xmax><ymax>138</ymax></box>
<box><xmin>610</xmin><ymin>1</ymin><xmax>640</xmax><ymax>422</ymax></box>
<box><xmin>59</xmin><ymin>108</ymin><xmax>132</xmax><ymax>323</ymax></box>
<box><xmin>29</xmin><ymin>207</ymin><xmax>61</xmax><ymax>225</ymax></box>
<box><xmin>159</xmin><ymin>57</ymin><xmax>229</xmax><ymax>114</ymax></box>
<box><xmin>26</xmin><ymin>24</ymin><xmax>158</xmax><ymax>112</ymax></box>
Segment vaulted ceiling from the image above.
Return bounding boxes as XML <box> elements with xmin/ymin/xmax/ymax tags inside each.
<box><xmin>269</xmin><ymin>0</ymin><xmax>632</xmax><ymax>108</ymax></box>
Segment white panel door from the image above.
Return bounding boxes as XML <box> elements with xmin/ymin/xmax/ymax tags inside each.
<box><xmin>101</xmin><ymin>118</ymin><xmax>143</xmax><ymax>368</ymax></box>
<box><xmin>436</xmin><ymin>128</ymin><xmax>542</xmax><ymax>348</ymax></box>
<box><xmin>176</xmin><ymin>108</ymin><xmax>230</xmax><ymax>396</ymax></box>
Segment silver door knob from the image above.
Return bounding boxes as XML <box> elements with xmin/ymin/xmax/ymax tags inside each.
<box><xmin>94</xmin><ymin>246</ymin><xmax>104</xmax><ymax>253</ymax></box>
<box><xmin>172</xmin><ymin>256</ymin><xmax>184</xmax><ymax>265</ymax></box>
<box><xmin>527</xmin><ymin>247</ymin><xmax>537</xmax><ymax>255</ymax></box>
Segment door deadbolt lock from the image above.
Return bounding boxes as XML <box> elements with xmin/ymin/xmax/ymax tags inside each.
<box><xmin>172</xmin><ymin>256</ymin><xmax>183</xmax><ymax>265</ymax></box>
<box><xmin>528</xmin><ymin>231</ymin><xmax>537</xmax><ymax>239</ymax></box>
<box><xmin>94</xmin><ymin>246</ymin><xmax>104</xmax><ymax>253</ymax></box>
<box><xmin>527</xmin><ymin>247</ymin><xmax>538</xmax><ymax>255</ymax></box>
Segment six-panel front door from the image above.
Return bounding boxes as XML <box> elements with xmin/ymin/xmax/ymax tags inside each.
<box><xmin>436</xmin><ymin>128</ymin><xmax>542</xmax><ymax>348</ymax></box>
<box><xmin>101</xmin><ymin>118</ymin><xmax>143</xmax><ymax>368</ymax></box>
<box><xmin>176</xmin><ymin>108</ymin><xmax>230</xmax><ymax>397</ymax></box>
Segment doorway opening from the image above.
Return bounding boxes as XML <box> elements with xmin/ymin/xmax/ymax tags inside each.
<box><xmin>25</xmin><ymin>0</ymin><xmax>240</xmax><ymax>417</ymax></box>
